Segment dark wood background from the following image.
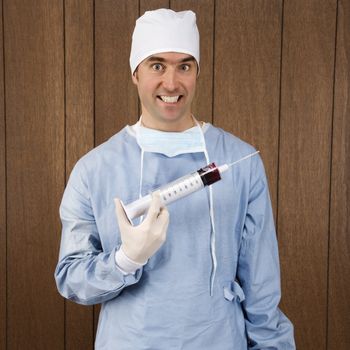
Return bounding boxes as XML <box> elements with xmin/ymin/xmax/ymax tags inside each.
<box><xmin>0</xmin><ymin>0</ymin><xmax>349</xmax><ymax>349</ymax></box>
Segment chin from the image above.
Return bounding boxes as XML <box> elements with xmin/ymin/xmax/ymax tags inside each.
<box><xmin>160</xmin><ymin>115</ymin><xmax>184</xmax><ymax>124</ymax></box>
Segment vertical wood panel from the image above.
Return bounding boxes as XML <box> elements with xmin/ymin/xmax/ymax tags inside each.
<box><xmin>171</xmin><ymin>0</ymin><xmax>214</xmax><ymax>124</ymax></box>
<box><xmin>65</xmin><ymin>0</ymin><xmax>94</xmax><ymax>349</ymax></box>
<box><xmin>95</xmin><ymin>0</ymin><xmax>139</xmax><ymax>146</ymax></box>
<box><xmin>140</xmin><ymin>0</ymin><xmax>169</xmax><ymax>14</ymax></box>
<box><xmin>328</xmin><ymin>0</ymin><xmax>350</xmax><ymax>349</ymax></box>
<box><xmin>278</xmin><ymin>1</ymin><xmax>336</xmax><ymax>348</ymax></box>
<box><xmin>214</xmin><ymin>0</ymin><xmax>282</xmax><ymax>214</ymax></box>
<box><xmin>4</xmin><ymin>1</ymin><xmax>65</xmax><ymax>349</ymax></box>
<box><xmin>0</xmin><ymin>0</ymin><xmax>6</xmax><ymax>348</ymax></box>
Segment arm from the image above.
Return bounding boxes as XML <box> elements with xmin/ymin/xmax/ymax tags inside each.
<box><xmin>54</xmin><ymin>161</ymin><xmax>142</xmax><ymax>305</ymax></box>
<box><xmin>237</xmin><ymin>156</ymin><xmax>295</xmax><ymax>349</ymax></box>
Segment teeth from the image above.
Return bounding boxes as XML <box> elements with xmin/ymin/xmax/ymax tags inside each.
<box><xmin>160</xmin><ymin>95</ymin><xmax>180</xmax><ymax>103</ymax></box>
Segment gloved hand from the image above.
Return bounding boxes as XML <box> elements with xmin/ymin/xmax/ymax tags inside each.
<box><xmin>114</xmin><ymin>192</ymin><xmax>169</xmax><ymax>264</ymax></box>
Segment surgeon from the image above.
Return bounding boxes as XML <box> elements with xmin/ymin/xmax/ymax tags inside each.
<box><xmin>55</xmin><ymin>8</ymin><xmax>295</xmax><ymax>350</ymax></box>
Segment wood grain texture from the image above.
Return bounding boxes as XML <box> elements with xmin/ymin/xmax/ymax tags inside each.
<box><xmin>4</xmin><ymin>1</ymin><xmax>65</xmax><ymax>349</ymax></box>
<box><xmin>278</xmin><ymin>1</ymin><xmax>337</xmax><ymax>348</ymax></box>
<box><xmin>214</xmin><ymin>0</ymin><xmax>282</xmax><ymax>214</ymax></box>
<box><xmin>328</xmin><ymin>0</ymin><xmax>350</xmax><ymax>349</ymax></box>
<box><xmin>65</xmin><ymin>0</ymin><xmax>94</xmax><ymax>349</ymax></box>
<box><xmin>140</xmin><ymin>0</ymin><xmax>169</xmax><ymax>14</ymax></box>
<box><xmin>0</xmin><ymin>1</ymin><xmax>6</xmax><ymax>348</ymax></box>
<box><xmin>171</xmin><ymin>0</ymin><xmax>214</xmax><ymax>123</ymax></box>
<box><xmin>95</xmin><ymin>0</ymin><xmax>139</xmax><ymax>146</ymax></box>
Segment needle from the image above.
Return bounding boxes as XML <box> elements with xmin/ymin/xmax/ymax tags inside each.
<box><xmin>227</xmin><ymin>150</ymin><xmax>260</xmax><ymax>167</ymax></box>
<box><xmin>218</xmin><ymin>150</ymin><xmax>260</xmax><ymax>174</ymax></box>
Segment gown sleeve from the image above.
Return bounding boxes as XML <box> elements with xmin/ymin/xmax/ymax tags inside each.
<box><xmin>54</xmin><ymin>160</ymin><xmax>142</xmax><ymax>305</ymax></box>
<box><xmin>237</xmin><ymin>155</ymin><xmax>296</xmax><ymax>349</ymax></box>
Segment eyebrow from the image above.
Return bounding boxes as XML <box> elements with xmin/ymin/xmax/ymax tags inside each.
<box><xmin>145</xmin><ymin>56</ymin><xmax>196</xmax><ymax>64</ymax></box>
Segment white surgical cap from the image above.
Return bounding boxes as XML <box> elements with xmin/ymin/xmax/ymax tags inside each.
<box><xmin>130</xmin><ymin>9</ymin><xmax>200</xmax><ymax>74</ymax></box>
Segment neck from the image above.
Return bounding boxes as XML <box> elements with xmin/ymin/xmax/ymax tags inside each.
<box><xmin>140</xmin><ymin>114</ymin><xmax>196</xmax><ymax>132</ymax></box>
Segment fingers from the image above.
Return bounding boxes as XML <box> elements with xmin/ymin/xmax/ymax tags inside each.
<box><xmin>157</xmin><ymin>206</ymin><xmax>170</xmax><ymax>228</ymax></box>
<box><xmin>114</xmin><ymin>198</ymin><xmax>130</xmax><ymax>226</ymax></box>
<box><xmin>115</xmin><ymin>192</ymin><xmax>168</xmax><ymax>227</ymax></box>
<box><xmin>144</xmin><ymin>191</ymin><xmax>162</xmax><ymax>223</ymax></box>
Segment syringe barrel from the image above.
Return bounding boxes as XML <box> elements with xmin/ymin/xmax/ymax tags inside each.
<box><xmin>121</xmin><ymin>163</ymin><xmax>221</xmax><ymax>222</ymax></box>
<box><xmin>121</xmin><ymin>194</ymin><xmax>153</xmax><ymax>222</ymax></box>
<box><xmin>197</xmin><ymin>163</ymin><xmax>221</xmax><ymax>185</ymax></box>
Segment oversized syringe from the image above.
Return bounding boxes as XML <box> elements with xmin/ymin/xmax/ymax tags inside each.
<box><xmin>121</xmin><ymin>151</ymin><xmax>260</xmax><ymax>222</ymax></box>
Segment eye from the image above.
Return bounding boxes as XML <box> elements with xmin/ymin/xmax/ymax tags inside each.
<box><xmin>152</xmin><ymin>63</ymin><xmax>164</xmax><ymax>71</ymax></box>
<box><xmin>180</xmin><ymin>64</ymin><xmax>190</xmax><ymax>71</ymax></box>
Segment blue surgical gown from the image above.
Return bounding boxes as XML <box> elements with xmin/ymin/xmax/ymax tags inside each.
<box><xmin>55</xmin><ymin>124</ymin><xmax>295</xmax><ymax>349</ymax></box>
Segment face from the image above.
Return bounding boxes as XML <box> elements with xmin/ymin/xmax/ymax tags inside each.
<box><xmin>132</xmin><ymin>52</ymin><xmax>198</xmax><ymax>131</ymax></box>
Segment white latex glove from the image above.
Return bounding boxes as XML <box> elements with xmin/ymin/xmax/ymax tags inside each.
<box><xmin>114</xmin><ymin>192</ymin><xmax>169</xmax><ymax>264</ymax></box>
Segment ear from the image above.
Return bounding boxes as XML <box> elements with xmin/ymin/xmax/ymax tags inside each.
<box><xmin>132</xmin><ymin>71</ymin><xmax>139</xmax><ymax>85</ymax></box>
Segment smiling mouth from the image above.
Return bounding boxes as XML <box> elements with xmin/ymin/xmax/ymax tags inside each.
<box><xmin>157</xmin><ymin>95</ymin><xmax>182</xmax><ymax>103</ymax></box>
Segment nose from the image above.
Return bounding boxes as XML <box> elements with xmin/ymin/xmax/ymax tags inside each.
<box><xmin>162</xmin><ymin>68</ymin><xmax>179</xmax><ymax>91</ymax></box>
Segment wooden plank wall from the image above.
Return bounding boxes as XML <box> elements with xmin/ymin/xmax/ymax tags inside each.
<box><xmin>4</xmin><ymin>1</ymin><xmax>65</xmax><ymax>350</ymax></box>
<box><xmin>0</xmin><ymin>1</ymin><xmax>5</xmax><ymax>349</ymax></box>
<box><xmin>328</xmin><ymin>1</ymin><xmax>350</xmax><ymax>349</ymax></box>
<box><xmin>0</xmin><ymin>1</ymin><xmax>348</xmax><ymax>349</ymax></box>
<box><xmin>279</xmin><ymin>1</ymin><xmax>336</xmax><ymax>348</ymax></box>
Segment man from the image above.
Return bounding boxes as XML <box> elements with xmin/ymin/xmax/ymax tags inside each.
<box><xmin>55</xmin><ymin>9</ymin><xmax>295</xmax><ymax>349</ymax></box>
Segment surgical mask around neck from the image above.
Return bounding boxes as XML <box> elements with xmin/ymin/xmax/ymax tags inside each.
<box><xmin>133</xmin><ymin>116</ymin><xmax>217</xmax><ymax>295</ymax></box>
<box><xmin>134</xmin><ymin>118</ymin><xmax>206</xmax><ymax>157</ymax></box>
